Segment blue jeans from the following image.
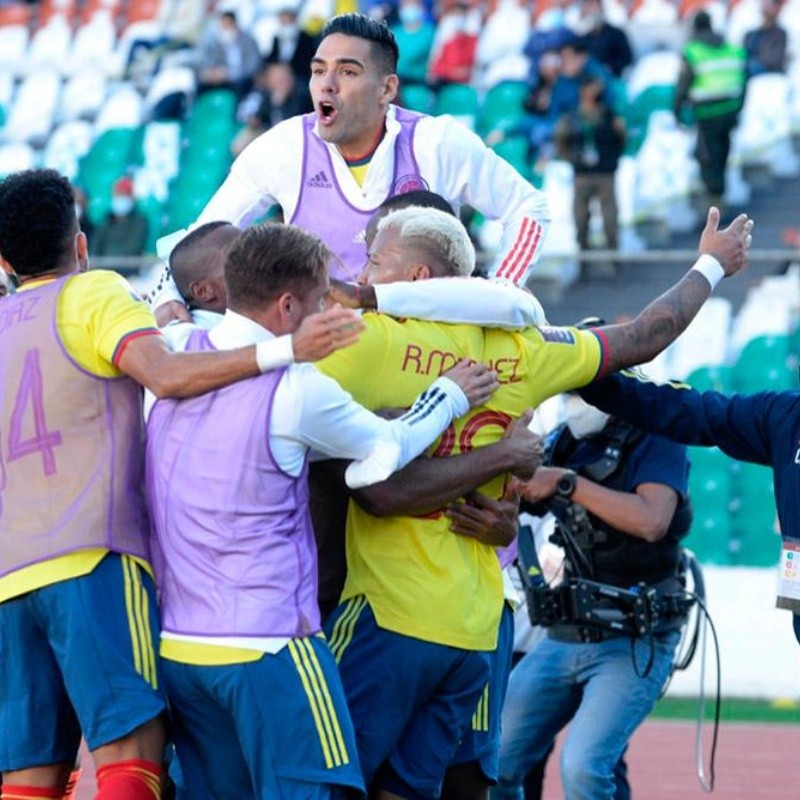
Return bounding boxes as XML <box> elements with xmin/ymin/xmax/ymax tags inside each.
<box><xmin>492</xmin><ymin>630</ymin><xmax>680</xmax><ymax>800</ymax></box>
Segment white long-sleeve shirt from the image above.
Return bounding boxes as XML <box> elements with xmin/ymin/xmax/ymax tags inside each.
<box><xmin>152</xmin><ymin>105</ymin><xmax>550</xmax><ymax>304</ymax></box>
<box><xmin>149</xmin><ymin>309</ymin><xmax>469</xmax><ymax>489</ymax></box>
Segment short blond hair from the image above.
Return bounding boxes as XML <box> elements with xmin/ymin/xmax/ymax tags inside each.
<box><xmin>376</xmin><ymin>206</ymin><xmax>475</xmax><ymax>277</ymax></box>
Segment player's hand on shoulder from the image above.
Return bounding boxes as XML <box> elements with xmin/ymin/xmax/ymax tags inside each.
<box><xmin>443</xmin><ymin>359</ymin><xmax>499</xmax><ymax>409</ymax></box>
<box><xmin>698</xmin><ymin>206</ymin><xmax>754</xmax><ymax>277</ymax></box>
<box><xmin>292</xmin><ymin>305</ymin><xmax>365</xmax><ymax>362</ymax></box>
<box><xmin>155</xmin><ymin>299</ymin><xmax>191</xmax><ymax>327</ymax></box>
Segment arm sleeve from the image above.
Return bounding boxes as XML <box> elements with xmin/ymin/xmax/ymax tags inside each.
<box><xmin>416</xmin><ymin>116</ymin><xmax>551</xmax><ymax>286</ymax></box>
<box><xmin>625</xmin><ymin>435</ymin><xmax>690</xmax><ymax>498</ymax></box>
<box><xmin>579</xmin><ymin>371</ymin><xmax>783</xmax><ymax>466</ymax></box>
<box><xmin>293</xmin><ymin>366</ymin><xmax>469</xmax><ymax>488</ymax></box>
<box><xmin>373</xmin><ymin>277</ymin><xmax>546</xmax><ymax>328</ymax></box>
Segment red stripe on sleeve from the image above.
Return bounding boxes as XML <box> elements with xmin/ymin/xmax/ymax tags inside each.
<box><xmin>112</xmin><ymin>328</ymin><xmax>161</xmax><ymax>366</ymax></box>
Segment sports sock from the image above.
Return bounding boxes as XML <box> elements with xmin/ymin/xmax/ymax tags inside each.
<box><xmin>61</xmin><ymin>768</ymin><xmax>82</xmax><ymax>800</ymax></box>
<box><xmin>1</xmin><ymin>787</ymin><xmax>62</xmax><ymax>800</ymax></box>
<box><xmin>94</xmin><ymin>759</ymin><xmax>162</xmax><ymax>800</ymax></box>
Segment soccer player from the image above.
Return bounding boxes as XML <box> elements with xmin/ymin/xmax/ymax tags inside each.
<box><xmin>316</xmin><ymin>203</ymin><xmax>751</xmax><ymax>799</ymax></box>
<box><xmin>152</xmin><ymin>12</ymin><xmax>550</xmax><ymax>322</ymax></box>
<box><xmin>0</xmin><ymin>169</ymin><xmax>362</xmax><ymax>800</ymax></box>
<box><xmin>144</xmin><ymin>222</ymin><xmax>498</xmax><ymax>800</ymax></box>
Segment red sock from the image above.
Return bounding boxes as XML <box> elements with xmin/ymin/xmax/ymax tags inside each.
<box><xmin>94</xmin><ymin>759</ymin><xmax>162</xmax><ymax>800</ymax></box>
<box><xmin>61</xmin><ymin>768</ymin><xmax>82</xmax><ymax>800</ymax></box>
<box><xmin>1</xmin><ymin>787</ymin><xmax>62</xmax><ymax>800</ymax></box>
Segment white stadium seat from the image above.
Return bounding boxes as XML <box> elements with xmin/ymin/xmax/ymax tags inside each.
<box><xmin>93</xmin><ymin>83</ymin><xmax>144</xmax><ymax>135</ymax></box>
<box><xmin>59</xmin><ymin>69</ymin><xmax>108</xmax><ymax>122</ymax></box>
<box><xmin>4</xmin><ymin>68</ymin><xmax>61</xmax><ymax>146</ymax></box>
<box><xmin>42</xmin><ymin>119</ymin><xmax>94</xmax><ymax>179</ymax></box>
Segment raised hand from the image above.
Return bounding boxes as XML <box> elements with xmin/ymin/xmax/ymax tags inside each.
<box><xmin>291</xmin><ymin>305</ymin><xmax>365</xmax><ymax>362</ymax></box>
<box><xmin>443</xmin><ymin>359</ymin><xmax>499</xmax><ymax>409</ymax></box>
<box><xmin>699</xmin><ymin>206</ymin><xmax>754</xmax><ymax>277</ymax></box>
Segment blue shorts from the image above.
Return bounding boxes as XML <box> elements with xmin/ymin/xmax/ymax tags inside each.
<box><xmin>449</xmin><ymin>602</ymin><xmax>515</xmax><ymax>782</ymax></box>
<box><xmin>0</xmin><ymin>553</ymin><xmax>165</xmax><ymax>770</ymax></box>
<box><xmin>163</xmin><ymin>635</ymin><xmax>364</xmax><ymax>800</ymax></box>
<box><xmin>325</xmin><ymin>596</ymin><xmax>491</xmax><ymax>799</ymax></box>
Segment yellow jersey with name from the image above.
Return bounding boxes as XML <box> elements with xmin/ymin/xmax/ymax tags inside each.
<box><xmin>317</xmin><ymin>313</ymin><xmax>605</xmax><ymax>650</ymax></box>
<box><xmin>0</xmin><ymin>270</ymin><xmax>158</xmax><ymax>603</ymax></box>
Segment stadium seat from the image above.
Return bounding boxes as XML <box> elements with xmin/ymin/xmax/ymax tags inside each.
<box><xmin>27</xmin><ymin>14</ymin><xmax>73</xmax><ymax>75</ymax></box>
<box><xmin>144</xmin><ymin>65</ymin><xmax>196</xmax><ymax>120</ymax></box>
<box><xmin>94</xmin><ymin>84</ymin><xmax>144</xmax><ymax>135</ymax></box>
<box><xmin>78</xmin><ymin>126</ymin><xmax>139</xmax><ymax>220</ymax></box>
<box><xmin>626</xmin><ymin>50</ymin><xmax>680</xmax><ymax>103</ymax></box>
<box><xmin>59</xmin><ymin>69</ymin><xmax>108</xmax><ymax>122</ymax></box>
<box><xmin>39</xmin><ymin>0</ymin><xmax>79</xmax><ymax>27</ymax></box>
<box><xmin>684</xmin><ymin>364</ymin><xmax>732</xmax><ymax>393</ymax></box>
<box><xmin>192</xmin><ymin>88</ymin><xmax>238</xmax><ymax>122</ymax></box>
<box><xmin>4</xmin><ymin>68</ymin><xmax>61</xmax><ymax>146</ymax></box>
<box><xmin>0</xmin><ymin>142</ymin><xmax>37</xmax><ymax>176</ymax></box>
<box><xmin>0</xmin><ymin>69</ymin><xmax>14</xmax><ymax>112</ymax></box>
<box><xmin>126</xmin><ymin>0</ymin><xmax>161</xmax><ymax>24</ymax></box>
<box><xmin>491</xmin><ymin>135</ymin><xmax>531</xmax><ymax>179</ymax></box>
<box><xmin>730</xmin><ymin>462</ymin><xmax>780</xmax><ymax>566</ymax></box>
<box><xmin>664</xmin><ymin>296</ymin><xmax>732</xmax><ymax>380</ymax></box>
<box><xmin>81</xmin><ymin>0</ymin><xmax>123</xmax><ymax>26</ymax></box>
<box><xmin>477</xmin><ymin>80</ymin><xmax>529</xmax><ymax>138</ymax></box>
<box><xmin>732</xmin><ymin>335</ymin><xmax>794</xmax><ymax>393</ymax></box>
<box><xmin>400</xmin><ymin>84</ymin><xmax>436</xmax><ymax>115</ymax></box>
<box><xmin>0</xmin><ymin>24</ymin><xmax>29</xmax><ymax>76</ymax></box>
<box><xmin>67</xmin><ymin>10</ymin><xmax>117</xmax><ymax>77</ymax></box>
<box><xmin>434</xmin><ymin>83</ymin><xmax>479</xmax><ymax>130</ymax></box>
<box><xmin>0</xmin><ymin>3</ymin><xmax>32</xmax><ymax>27</ymax></box>
<box><xmin>731</xmin><ymin>73</ymin><xmax>799</xmax><ymax>178</ymax></box>
<box><xmin>43</xmin><ymin>120</ymin><xmax>94</xmax><ymax>180</ymax></box>
<box><xmin>726</xmin><ymin>0</ymin><xmax>762</xmax><ymax>46</ymax></box>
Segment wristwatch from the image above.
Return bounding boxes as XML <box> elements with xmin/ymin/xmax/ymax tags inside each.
<box><xmin>555</xmin><ymin>469</ymin><xmax>578</xmax><ymax>500</ymax></box>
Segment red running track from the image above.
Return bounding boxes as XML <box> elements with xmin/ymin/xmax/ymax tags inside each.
<box><xmin>74</xmin><ymin>719</ymin><xmax>800</xmax><ymax>799</ymax></box>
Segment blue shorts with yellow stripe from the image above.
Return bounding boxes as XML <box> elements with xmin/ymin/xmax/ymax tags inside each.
<box><xmin>325</xmin><ymin>596</ymin><xmax>491</xmax><ymax>800</ymax></box>
<box><xmin>449</xmin><ymin>602</ymin><xmax>515</xmax><ymax>782</ymax></box>
<box><xmin>0</xmin><ymin>553</ymin><xmax>165</xmax><ymax>770</ymax></box>
<box><xmin>163</xmin><ymin>635</ymin><xmax>364</xmax><ymax>800</ymax></box>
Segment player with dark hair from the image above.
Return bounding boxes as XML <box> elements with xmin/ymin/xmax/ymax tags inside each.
<box><xmin>0</xmin><ymin>169</ymin><xmax>362</xmax><ymax>800</ymax></box>
<box><xmin>145</xmin><ymin>221</ymin><xmax>497</xmax><ymax>800</ymax></box>
<box><xmin>152</xmin><ymin>11</ymin><xmax>551</xmax><ymax>322</ymax></box>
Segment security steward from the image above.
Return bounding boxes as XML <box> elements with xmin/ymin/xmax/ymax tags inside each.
<box><xmin>493</xmin><ymin>342</ymin><xmax>694</xmax><ymax>800</ymax></box>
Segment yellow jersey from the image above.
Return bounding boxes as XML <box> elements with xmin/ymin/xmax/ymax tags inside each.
<box><xmin>0</xmin><ymin>270</ymin><xmax>158</xmax><ymax>603</ymax></box>
<box><xmin>318</xmin><ymin>313</ymin><xmax>604</xmax><ymax>650</ymax></box>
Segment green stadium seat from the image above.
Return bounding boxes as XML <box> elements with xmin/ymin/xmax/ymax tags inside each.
<box><xmin>434</xmin><ymin>83</ymin><xmax>479</xmax><ymax>128</ymax></box>
<box><xmin>191</xmin><ymin>89</ymin><xmax>237</xmax><ymax>121</ymax></box>
<box><xmin>729</xmin><ymin>462</ymin><xmax>779</xmax><ymax>566</ymax></box>
<box><xmin>732</xmin><ymin>335</ymin><xmax>794</xmax><ymax>393</ymax></box>
<box><xmin>491</xmin><ymin>135</ymin><xmax>531</xmax><ymax>179</ymax></box>
<box><xmin>477</xmin><ymin>80</ymin><xmax>529</xmax><ymax>137</ymax></box>
<box><xmin>401</xmin><ymin>84</ymin><xmax>436</xmax><ymax>114</ymax></box>
<box><xmin>683</xmin><ymin>511</ymin><xmax>732</xmax><ymax>565</ymax></box>
<box><xmin>623</xmin><ymin>84</ymin><xmax>675</xmax><ymax>156</ymax></box>
<box><xmin>684</xmin><ymin>365</ymin><xmax>732</xmax><ymax>393</ymax></box>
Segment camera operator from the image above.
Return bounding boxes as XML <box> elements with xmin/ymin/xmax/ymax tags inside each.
<box><xmin>493</xmin><ymin>372</ymin><xmax>693</xmax><ymax>800</ymax></box>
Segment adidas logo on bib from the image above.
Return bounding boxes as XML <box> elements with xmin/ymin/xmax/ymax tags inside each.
<box><xmin>306</xmin><ymin>171</ymin><xmax>332</xmax><ymax>189</ymax></box>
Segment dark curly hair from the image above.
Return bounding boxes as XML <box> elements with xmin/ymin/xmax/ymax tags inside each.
<box><xmin>225</xmin><ymin>223</ymin><xmax>328</xmax><ymax>312</ymax></box>
<box><xmin>321</xmin><ymin>13</ymin><xmax>398</xmax><ymax>75</ymax></box>
<box><xmin>0</xmin><ymin>169</ymin><xmax>78</xmax><ymax>277</ymax></box>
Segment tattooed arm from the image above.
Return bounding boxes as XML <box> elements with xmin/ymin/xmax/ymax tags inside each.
<box><xmin>598</xmin><ymin>207</ymin><xmax>752</xmax><ymax>376</ymax></box>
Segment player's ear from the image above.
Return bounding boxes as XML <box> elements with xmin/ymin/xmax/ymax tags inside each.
<box><xmin>409</xmin><ymin>263</ymin><xmax>430</xmax><ymax>281</ymax></box>
<box><xmin>381</xmin><ymin>74</ymin><xmax>399</xmax><ymax>106</ymax></box>
<box><xmin>75</xmin><ymin>231</ymin><xmax>89</xmax><ymax>272</ymax></box>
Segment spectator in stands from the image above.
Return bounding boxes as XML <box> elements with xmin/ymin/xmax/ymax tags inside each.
<box><xmin>488</xmin><ymin>49</ymin><xmax>562</xmax><ymax>162</ymax></box>
<box><xmin>197</xmin><ymin>11</ymin><xmax>261</xmax><ymax>101</ymax></box>
<box><xmin>427</xmin><ymin>0</ymin><xmax>481</xmax><ymax>87</ymax></box>
<box><xmin>555</xmin><ymin>74</ymin><xmax>625</xmax><ymax>277</ymax></box>
<box><xmin>573</xmin><ymin>0</ymin><xmax>633</xmax><ymax>78</ymax></box>
<box><xmin>73</xmin><ymin>185</ymin><xmax>95</xmax><ymax>252</ymax></box>
<box><xmin>674</xmin><ymin>11</ymin><xmax>746</xmax><ymax>213</ymax></box>
<box><xmin>549</xmin><ymin>39</ymin><xmax>616</xmax><ymax>120</ymax></box>
<box><xmin>391</xmin><ymin>0</ymin><xmax>436</xmax><ymax>88</ymax></box>
<box><xmin>264</xmin><ymin>6</ymin><xmax>319</xmax><ymax>85</ymax></box>
<box><xmin>91</xmin><ymin>177</ymin><xmax>149</xmax><ymax>259</ymax></box>
<box><xmin>232</xmin><ymin>62</ymin><xmax>310</xmax><ymax>156</ymax></box>
<box><xmin>743</xmin><ymin>0</ymin><xmax>787</xmax><ymax>77</ymax></box>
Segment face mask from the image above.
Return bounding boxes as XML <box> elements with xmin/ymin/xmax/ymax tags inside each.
<box><xmin>400</xmin><ymin>5</ymin><xmax>425</xmax><ymax>25</ymax></box>
<box><xmin>219</xmin><ymin>28</ymin><xmax>237</xmax><ymax>44</ymax></box>
<box><xmin>280</xmin><ymin>23</ymin><xmax>299</xmax><ymax>38</ymax></box>
<box><xmin>564</xmin><ymin>394</ymin><xmax>610</xmax><ymax>439</ymax></box>
<box><xmin>112</xmin><ymin>196</ymin><xmax>134</xmax><ymax>216</ymax></box>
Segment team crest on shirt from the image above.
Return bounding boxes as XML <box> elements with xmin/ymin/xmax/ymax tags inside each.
<box><xmin>539</xmin><ymin>327</ymin><xmax>576</xmax><ymax>344</ymax></box>
<box><xmin>393</xmin><ymin>175</ymin><xmax>429</xmax><ymax>194</ymax></box>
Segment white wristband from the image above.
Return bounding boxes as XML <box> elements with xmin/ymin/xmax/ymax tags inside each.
<box><xmin>255</xmin><ymin>335</ymin><xmax>295</xmax><ymax>373</ymax></box>
<box><xmin>691</xmin><ymin>254</ymin><xmax>725</xmax><ymax>289</ymax></box>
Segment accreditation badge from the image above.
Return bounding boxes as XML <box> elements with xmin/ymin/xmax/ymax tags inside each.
<box><xmin>776</xmin><ymin>537</ymin><xmax>800</xmax><ymax>613</ymax></box>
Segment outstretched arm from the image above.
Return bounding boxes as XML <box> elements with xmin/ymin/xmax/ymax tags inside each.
<box><xmin>596</xmin><ymin>207</ymin><xmax>752</xmax><ymax>376</ymax></box>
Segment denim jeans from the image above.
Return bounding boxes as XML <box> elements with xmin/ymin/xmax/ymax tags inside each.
<box><xmin>492</xmin><ymin>629</ymin><xmax>680</xmax><ymax>800</ymax></box>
